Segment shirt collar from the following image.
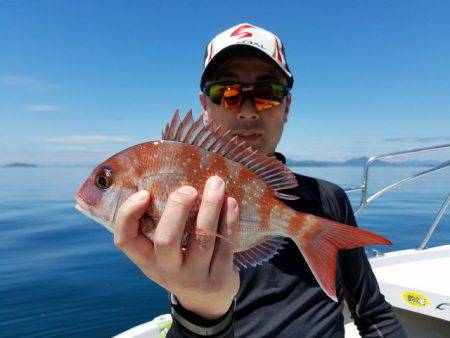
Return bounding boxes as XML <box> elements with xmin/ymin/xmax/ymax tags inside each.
<box><xmin>274</xmin><ymin>152</ymin><xmax>286</xmax><ymax>164</ymax></box>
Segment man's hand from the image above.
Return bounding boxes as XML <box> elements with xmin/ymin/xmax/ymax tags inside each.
<box><xmin>113</xmin><ymin>176</ymin><xmax>240</xmax><ymax>320</ymax></box>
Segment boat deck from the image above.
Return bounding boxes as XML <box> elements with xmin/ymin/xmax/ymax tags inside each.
<box><xmin>370</xmin><ymin>245</ymin><xmax>450</xmax><ymax>321</ymax></box>
<box><xmin>345</xmin><ymin>245</ymin><xmax>450</xmax><ymax>337</ymax></box>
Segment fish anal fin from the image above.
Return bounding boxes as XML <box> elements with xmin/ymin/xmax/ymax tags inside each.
<box><xmin>275</xmin><ymin>192</ymin><xmax>300</xmax><ymax>200</ymax></box>
<box><xmin>233</xmin><ymin>237</ymin><xmax>287</xmax><ymax>269</ymax></box>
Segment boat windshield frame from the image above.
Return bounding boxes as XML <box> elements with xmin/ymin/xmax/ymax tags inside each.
<box><xmin>345</xmin><ymin>143</ymin><xmax>450</xmax><ymax>250</ymax></box>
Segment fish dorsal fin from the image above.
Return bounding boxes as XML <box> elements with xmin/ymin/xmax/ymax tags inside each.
<box><xmin>162</xmin><ymin>110</ymin><xmax>299</xmax><ymax>198</ymax></box>
<box><xmin>233</xmin><ymin>237</ymin><xmax>287</xmax><ymax>270</ymax></box>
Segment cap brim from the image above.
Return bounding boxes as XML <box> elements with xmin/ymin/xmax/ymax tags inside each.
<box><xmin>200</xmin><ymin>44</ymin><xmax>293</xmax><ymax>89</ymax></box>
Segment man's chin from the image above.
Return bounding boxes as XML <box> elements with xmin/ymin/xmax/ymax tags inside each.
<box><xmin>233</xmin><ymin>135</ymin><xmax>273</xmax><ymax>155</ymax></box>
<box><xmin>249</xmin><ymin>143</ymin><xmax>274</xmax><ymax>155</ymax></box>
<box><xmin>245</xmin><ymin>140</ymin><xmax>261</xmax><ymax>150</ymax></box>
<box><xmin>236</xmin><ymin>136</ymin><xmax>261</xmax><ymax>148</ymax></box>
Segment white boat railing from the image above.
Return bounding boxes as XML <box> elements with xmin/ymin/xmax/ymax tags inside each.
<box><xmin>418</xmin><ymin>193</ymin><xmax>450</xmax><ymax>250</ymax></box>
<box><xmin>345</xmin><ymin>144</ymin><xmax>450</xmax><ymax>250</ymax></box>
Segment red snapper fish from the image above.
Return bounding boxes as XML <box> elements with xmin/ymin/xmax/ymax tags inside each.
<box><xmin>75</xmin><ymin>110</ymin><xmax>391</xmax><ymax>301</ymax></box>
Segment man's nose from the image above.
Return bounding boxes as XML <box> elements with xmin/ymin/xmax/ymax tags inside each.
<box><xmin>236</xmin><ymin>98</ymin><xmax>259</xmax><ymax>121</ymax></box>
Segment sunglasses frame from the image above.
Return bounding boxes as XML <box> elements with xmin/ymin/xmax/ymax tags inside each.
<box><xmin>202</xmin><ymin>82</ymin><xmax>290</xmax><ymax>111</ymax></box>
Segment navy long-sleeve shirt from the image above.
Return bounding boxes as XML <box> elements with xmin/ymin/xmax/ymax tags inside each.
<box><xmin>168</xmin><ymin>154</ymin><xmax>406</xmax><ymax>337</ymax></box>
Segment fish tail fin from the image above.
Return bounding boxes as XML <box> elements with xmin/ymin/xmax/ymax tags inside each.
<box><xmin>286</xmin><ymin>212</ymin><xmax>392</xmax><ymax>301</ymax></box>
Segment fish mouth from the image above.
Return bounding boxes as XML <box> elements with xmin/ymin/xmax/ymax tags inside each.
<box><xmin>75</xmin><ymin>195</ymin><xmax>91</xmax><ymax>214</ymax></box>
<box><xmin>75</xmin><ymin>194</ymin><xmax>108</xmax><ymax>229</ymax></box>
<box><xmin>74</xmin><ymin>193</ymin><xmax>118</xmax><ymax>234</ymax></box>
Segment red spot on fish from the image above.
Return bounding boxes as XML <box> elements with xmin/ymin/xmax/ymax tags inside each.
<box><xmin>258</xmin><ymin>191</ymin><xmax>274</xmax><ymax>232</ymax></box>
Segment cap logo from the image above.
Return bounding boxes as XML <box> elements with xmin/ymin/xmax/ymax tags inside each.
<box><xmin>230</xmin><ymin>24</ymin><xmax>254</xmax><ymax>40</ymax></box>
<box><xmin>238</xmin><ymin>40</ymin><xmax>264</xmax><ymax>50</ymax></box>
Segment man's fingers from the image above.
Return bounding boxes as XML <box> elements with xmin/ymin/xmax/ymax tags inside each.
<box><xmin>210</xmin><ymin>197</ymin><xmax>239</xmax><ymax>276</ymax></box>
<box><xmin>114</xmin><ymin>190</ymin><xmax>151</xmax><ymax>246</ymax></box>
<box><xmin>185</xmin><ymin>176</ymin><xmax>225</xmax><ymax>272</ymax></box>
<box><xmin>154</xmin><ymin>185</ymin><xmax>198</xmax><ymax>273</ymax></box>
<box><xmin>114</xmin><ymin>190</ymin><xmax>157</xmax><ymax>268</ymax></box>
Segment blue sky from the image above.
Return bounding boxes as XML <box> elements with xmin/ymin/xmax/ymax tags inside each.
<box><xmin>1</xmin><ymin>0</ymin><xmax>449</xmax><ymax>165</ymax></box>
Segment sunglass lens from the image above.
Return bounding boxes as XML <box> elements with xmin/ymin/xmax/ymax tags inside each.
<box><xmin>208</xmin><ymin>84</ymin><xmax>226</xmax><ymax>105</ymax></box>
<box><xmin>253</xmin><ymin>84</ymin><xmax>286</xmax><ymax>111</ymax></box>
<box><xmin>254</xmin><ymin>98</ymin><xmax>281</xmax><ymax>111</ymax></box>
<box><xmin>209</xmin><ymin>84</ymin><xmax>242</xmax><ymax>111</ymax></box>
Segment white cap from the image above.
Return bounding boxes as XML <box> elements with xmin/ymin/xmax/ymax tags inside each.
<box><xmin>200</xmin><ymin>23</ymin><xmax>293</xmax><ymax>89</ymax></box>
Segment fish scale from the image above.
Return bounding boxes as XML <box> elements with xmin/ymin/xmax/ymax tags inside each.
<box><xmin>75</xmin><ymin>109</ymin><xmax>392</xmax><ymax>301</ymax></box>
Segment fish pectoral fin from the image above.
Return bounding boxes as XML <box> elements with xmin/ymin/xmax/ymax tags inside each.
<box><xmin>191</xmin><ymin>228</ymin><xmax>232</xmax><ymax>244</ymax></box>
<box><xmin>233</xmin><ymin>237</ymin><xmax>287</xmax><ymax>270</ymax></box>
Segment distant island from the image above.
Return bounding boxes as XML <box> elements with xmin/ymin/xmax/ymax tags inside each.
<box><xmin>1</xmin><ymin>158</ymin><xmax>442</xmax><ymax>168</ymax></box>
<box><xmin>4</xmin><ymin>162</ymin><xmax>38</xmax><ymax>168</ymax></box>
<box><xmin>286</xmin><ymin>157</ymin><xmax>438</xmax><ymax>167</ymax></box>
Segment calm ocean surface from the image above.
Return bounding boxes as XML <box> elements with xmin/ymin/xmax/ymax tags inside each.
<box><xmin>1</xmin><ymin>166</ymin><xmax>449</xmax><ymax>337</ymax></box>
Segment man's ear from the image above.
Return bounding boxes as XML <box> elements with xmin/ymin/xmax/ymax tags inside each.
<box><xmin>284</xmin><ymin>93</ymin><xmax>291</xmax><ymax>123</ymax></box>
<box><xmin>199</xmin><ymin>92</ymin><xmax>210</xmax><ymax>122</ymax></box>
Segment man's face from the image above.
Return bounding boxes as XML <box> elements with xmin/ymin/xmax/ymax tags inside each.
<box><xmin>199</xmin><ymin>56</ymin><xmax>291</xmax><ymax>155</ymax></box>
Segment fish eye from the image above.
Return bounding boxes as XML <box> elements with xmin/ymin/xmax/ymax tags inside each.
<box><xmin>95</xmin><ymin>168</ymin><xmax>112</xmax><ymax>190</ymax></box>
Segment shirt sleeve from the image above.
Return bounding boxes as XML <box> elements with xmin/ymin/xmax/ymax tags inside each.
<box><xmin>335</xmin><ymin>188</ymin><xmax>407</xmax><ymax>338</ymax></box>
<box><xmin>166</xmin><ymin>298</ymin><xmax>235</xmax><ymax>338</ymax></box>
<box><xmin>167</xmin><ymin>318</ymin><xmax>234</xmax><ymax>338</ymax></box>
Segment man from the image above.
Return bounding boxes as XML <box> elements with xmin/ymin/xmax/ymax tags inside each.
<box><xmin>114</xmin><ymin>23</ymin><xmax>406</xmax><ymax>337</ymax></box>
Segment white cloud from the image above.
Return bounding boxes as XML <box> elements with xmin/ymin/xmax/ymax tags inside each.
<box><xmin>26</xmin><ymin>104</ymin><xmax>62</xmax><ymax>112</ymax></box>
<box><xmin>385</xmin><ymin>136</ymin><xmax>450</xmax><ymax>143</ymax></box>
<box><xmin>0</xmin><ymin>75</ymin><xmax>59</xmax><ymax>91</ymax></box>
<box><xmin>44</xmin><ymin>135</ymin><xmax>131</xmax><ymax>143</ymax></box>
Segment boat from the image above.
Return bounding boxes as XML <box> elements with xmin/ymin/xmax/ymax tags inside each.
<box><xmin>343</xmin><ymin>144</ymin><xmax>450</xmax><ymax>337</ymax></box>
<box><xmin>115</xmin><ymin>144</ymin><xmax>450</xmax><ymax>338</ymax></box>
